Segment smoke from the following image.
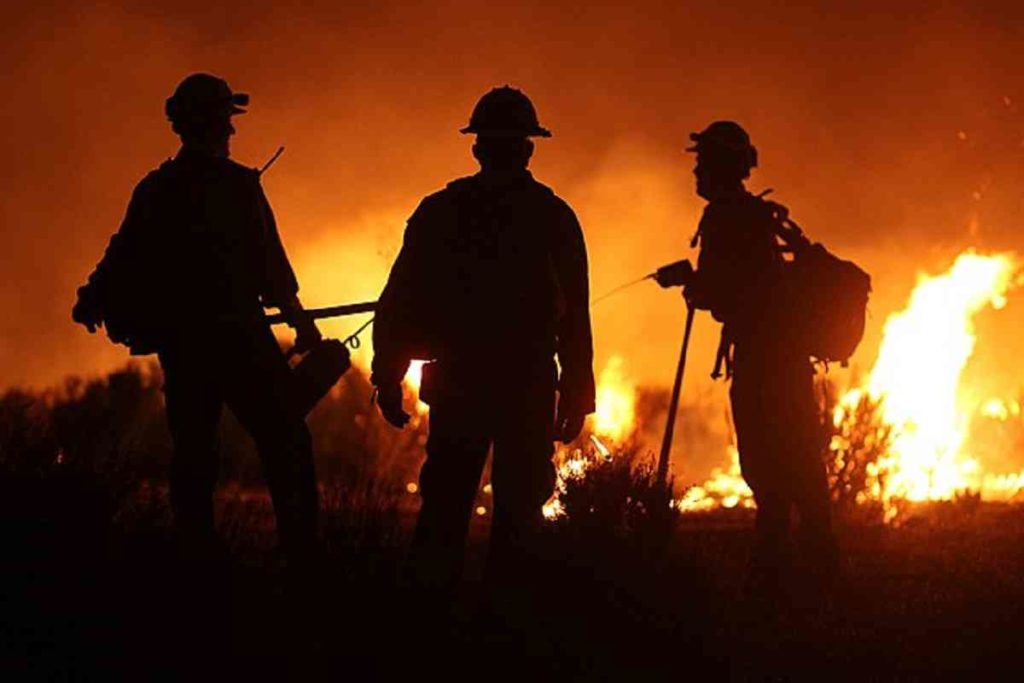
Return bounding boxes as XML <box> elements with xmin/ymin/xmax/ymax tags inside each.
<box><xmin>3</xmin><ymin>0</ymin><xmax>1024</xmax><ymax>400</ymax></box>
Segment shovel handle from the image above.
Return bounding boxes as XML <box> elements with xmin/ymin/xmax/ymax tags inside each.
<box><xmin>657</xmin><ymin>304</ymin><xmax>696</xmax><ymax>486</ymax></box>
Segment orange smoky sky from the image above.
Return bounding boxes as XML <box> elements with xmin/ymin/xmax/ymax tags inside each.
<box><xmin>4</xmin><ymin>0</ymin><xmax>1024</xmax><ymax>404</ymax></box>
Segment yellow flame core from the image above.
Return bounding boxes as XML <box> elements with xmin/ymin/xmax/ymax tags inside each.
<box><xmin>403</xmin><ymin>360</ymin><xmax>429</xmax><ymax>415</ymax></box>
<box><xmin>862</xmin><ymin>251</ymin><xmax>1017</xmax><ymax>505</ymax></box>
<box><xmin>980</xmin><ymin>397</ymin><xmax>1020</xmax><ymax>421</ymax></box>
<box><xmin>592</xmin><ymin>355</ymin><xmax>636</xmax><ymax>442</ymax></box>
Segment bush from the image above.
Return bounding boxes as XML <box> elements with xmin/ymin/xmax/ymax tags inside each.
<box><xmin>822</xmin><ymin>381</ymin><xmax>893</xmax><ymax>523</ymax></box>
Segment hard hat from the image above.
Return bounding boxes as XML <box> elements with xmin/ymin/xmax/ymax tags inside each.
<box><xmin>460</xmin><ymin>85</ymin><xmax>551</xmax><ymax>138</ymax></box>
<box><xmin>165</xmin><ymin>73</ymin><xmax>249</xmax><ymax>122</ymax></box>
<box><xmin>686</xmin><ymin>120</ymin><xmax>757</xmax><ymax>168</ymax></box>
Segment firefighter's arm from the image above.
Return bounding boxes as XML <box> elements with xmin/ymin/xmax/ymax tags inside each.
<box><xmin>552</xmin><ymin>202</ymin><xmax>596</xmax><ymax>440</ymax></box>
<box><xmin>370</xmin><ymin>206</ymin><xmax>429</xmax><ymax>391</ymax></box>
<box><xmin>371</xmin><ymin>202</ymin><xmax>435</xmax><ymax>428</ymax></box>
<box><xmin>253</xmin><ymin>177</ymin><xmax>301</xmax><ymax>308</ymax></box>
<box><xmin>683</xmin><ymin>209</ymin><xmax>731</xmax><ymax>317</ymax></box>
<box><xmin>253</xmin><ymin>177</ymin><xmax>320</xmax><ymax>351</ymax></box>
<box><xmin>72</xmin><ymin>177</ymin><xmax>153</xmax><ymax>333</ymax></box>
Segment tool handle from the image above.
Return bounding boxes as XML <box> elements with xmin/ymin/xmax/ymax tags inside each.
<box><xmin>266</xmin><ymin>301</ymin><xmax>377</xmax><ymax>325</ymax></box>
<box><xmin>657</xmin><ymin>304</ymin><xmax>696</xmax><ymax>486</ymax></box>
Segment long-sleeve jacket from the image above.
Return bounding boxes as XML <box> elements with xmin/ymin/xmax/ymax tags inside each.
<box><xmin>372</xmin><ymin>169</ymin><xmax>596</xmax><ymax>414</ymax></box>
<box><xmin>687</xmin><ymin>189</ymin><xmax>812</xmax><ymax>377</ymax></box>
<box><xmin>81</xmin><ymin>150</ymin><xmax>298</xmax><ymax>352</ymax></box>
<box><xmin>687</xmin><ymin>190</ymin><xmax>784</xmax><ymax>337</ymax></box>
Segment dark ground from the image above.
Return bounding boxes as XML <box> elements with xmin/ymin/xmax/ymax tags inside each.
<box><xmin>3</xmin><ymin>479</ymin><xmax>1024</xmax><ymax>681</ymax></box>
<box><xmin>3</xmin><ymin>367</ymin><xmax>1023</xmax><ymax>681</ymax></box>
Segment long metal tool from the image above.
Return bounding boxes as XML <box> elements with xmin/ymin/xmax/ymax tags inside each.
<box><xmin>265</xmin><ymin>300</ymin><xmax>377</xmax><ymax>325</ymax></box>
<box><xmin>657</xmin><ymin>303</ymin><xmax>696</xmax><ymax>486</ymax></box>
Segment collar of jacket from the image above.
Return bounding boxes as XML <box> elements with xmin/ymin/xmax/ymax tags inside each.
<box><xmin>705</xmin><ymin>187</ymin><xmax>751</xmax><ymax>205</ymax></box>
<box><xmin>474</xmin><ymin>168</ymin><xmax>534</xmax><ymax>188</ymax></box>
<box><xmin>175</xmin><ymin>146</ymin><xmax>229</xmax><ymax>163</ymax></box>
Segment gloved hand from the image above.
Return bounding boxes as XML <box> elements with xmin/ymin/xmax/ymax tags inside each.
<box><xmin>554</xmin><ymin>396</ymin><xmax>586</xmax><ymax>444</ymax></box>
<box><xmin>376</xmin><ymin>382</ymin><xmax>411</xmax><ymax>429</ymax></box>
<box><xmin>292</xmin><ymin>314</ymin><xmax>323</xmax><ymax>355</ymax></box>
<box><xmin>653</xmin><ymin>259</ymin><xmax>694</xmax><ymax>289</ymax></box>
<box><xmin>71</xmin><ymin>286</ymin><xmax>103</xmax><ymax>333</ymax></box>
<box><xmin>281</xmin><ymin>297</ymin><xmax>322</xmax><ymax>355</ymax></box>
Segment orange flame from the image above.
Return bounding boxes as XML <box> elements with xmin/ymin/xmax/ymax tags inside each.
<box><xmin>843</xmin><ymin>251</ymin><xmax>1019</xmax><ymax>515</ymax></box>
<box><xmin>674</xmin><ymin>446</ymin><xmax>754</xmax><ymax>512</ymax></box>
<box><xmin>591</xmin><ymin>354</ymin><xmax>636</xmax><ymax>443</ymax></box>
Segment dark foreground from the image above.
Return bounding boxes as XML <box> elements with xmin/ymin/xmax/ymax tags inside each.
<box><xmin>4</xmin><ymin>472</ymin><xmax>1024</xmax><ymax>682</ymax></box>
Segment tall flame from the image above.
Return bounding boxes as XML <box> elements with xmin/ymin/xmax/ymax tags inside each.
<box><xmin>858</xmin><ymin>251</ymin><xmax>1017</xmax><ymax>505</ymax></box>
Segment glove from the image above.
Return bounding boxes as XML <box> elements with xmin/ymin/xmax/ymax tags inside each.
<box><xmin>281</xmin><ymin>297</ymin><xmax>322</xmax><ymax>355</ymax></box>
<box><xmin>72</xmin><ymin>286</ymin><xmax>103</xmax><ymax>333</ymax></box>
<box><xmin>376</xmin><ymin>382</ymin><xmax>411</xmax><ymax>429</ymax></box>
<box><xmin>554</xmin><ymin>396</ymin><xmax>586</xmax><ymax>444</ymax></box>
<box><xmin>292</xmin><ymin>315</ymin><xmax>323</xmax><ymax>355</ymax></box>
<box><xmin>653</xmin><ymin>259</ymin><xmax>694</xmax><ymax>289</ymax></box>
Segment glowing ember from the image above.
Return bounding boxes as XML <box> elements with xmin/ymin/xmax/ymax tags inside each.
<box><xmin>542</xmin><ymin>498</ymin><xmax>566</xmax><ymax>520</ymax></box>
<box><xmin>853</xmin><ymin>251</ymin><xmax>1018</xmax><ymax>508</ymax></box>
<box><xmin>542</xmin><ymin>435</ymin><xmax>614</xmax><ymax>520</ymax></box>
<box><xmin>674</xmin><ymin>446</ymin><xmax>754</xmax><ymax>512</ymax></box>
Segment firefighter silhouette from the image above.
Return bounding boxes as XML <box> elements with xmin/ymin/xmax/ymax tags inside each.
<box><xmin>372</xmin><ymin>86</ymin><xmax>596</xmax><ymax>591</ymax></box>
<box><xmin>72</xmin><ymin>73</ymin><xmax>323</xmax><ymax>563</ymax></box>
<box><xmin>664</xmin><ymin>121</ymin><xmax>839</xmax><ymax>595</ymax></box>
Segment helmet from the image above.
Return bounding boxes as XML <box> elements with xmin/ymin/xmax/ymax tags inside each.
<box><xmin>165</xmin><ymin>73</ymin><xmax>249</xmax><ymax>123</ymax></box>
<box><xmin>460</xmin><ymin>86</ymin><xmax>551</xmax><ymax>138</ymax></box>
<box><xmin>686</xmin><ymin>120</ymin><xmax>758</xmax><ymax>169</ymax></box>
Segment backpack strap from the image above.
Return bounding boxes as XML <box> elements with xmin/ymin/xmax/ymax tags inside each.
<box><xmin>755</xmin><ymin>193</ymin><xmax>812</xmax><ymax>255</ymax></box>
<box><xmin>711</xmin><ymin>325</ymin><xmax>734</xmax><ymax>380</ymax></box>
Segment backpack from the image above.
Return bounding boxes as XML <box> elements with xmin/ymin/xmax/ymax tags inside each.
<box><xmin>92</xmin><ymin>162</ymin><xmax>183</xmax><ymax>355</ymax></box>
<box><xmin>764</xmin><ymin>198</ymin><xmax>871</xmax><ymax>366</ymax></box>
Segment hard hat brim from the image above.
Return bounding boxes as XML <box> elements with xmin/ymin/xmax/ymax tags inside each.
<box><xmin>459</xmin><ymin>125</ymin><xmax>552</xmax><ymax>138</ymax></box>
<box><xmin>229</xmin><ymin>92</ymin><xmax>249</xmax><ymax>115</ymax></box>
<box><xmin>684</xmin><ymin>131</ymin><xmax>701</xmax><ymax>153</ymax></box>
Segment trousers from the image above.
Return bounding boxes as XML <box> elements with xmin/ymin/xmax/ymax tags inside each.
<box><xmin>729</xmin><ymin>349</ymin><xmax>835</xmax><ymax>574</ymax></box>
<box><xmin>158</xmin><ymin>323</ymin><xmax>318</xmax><ymax>559</ymax></box>
<box><xmin>409</xmin><ymin>360</ymin><xmax>557</xmax><ymax>588</ymax></box>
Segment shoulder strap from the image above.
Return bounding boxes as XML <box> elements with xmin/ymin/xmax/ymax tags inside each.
<box><xmin>752</xmin><ymin>192</ymin><xmax>812</xmax><ymax>254</ymax></box>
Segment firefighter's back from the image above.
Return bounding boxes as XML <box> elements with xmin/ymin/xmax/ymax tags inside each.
<box><xmin>412</xmin><ymin>172</ymin><xmax>571</xmax><ymax>368</ymax></box>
